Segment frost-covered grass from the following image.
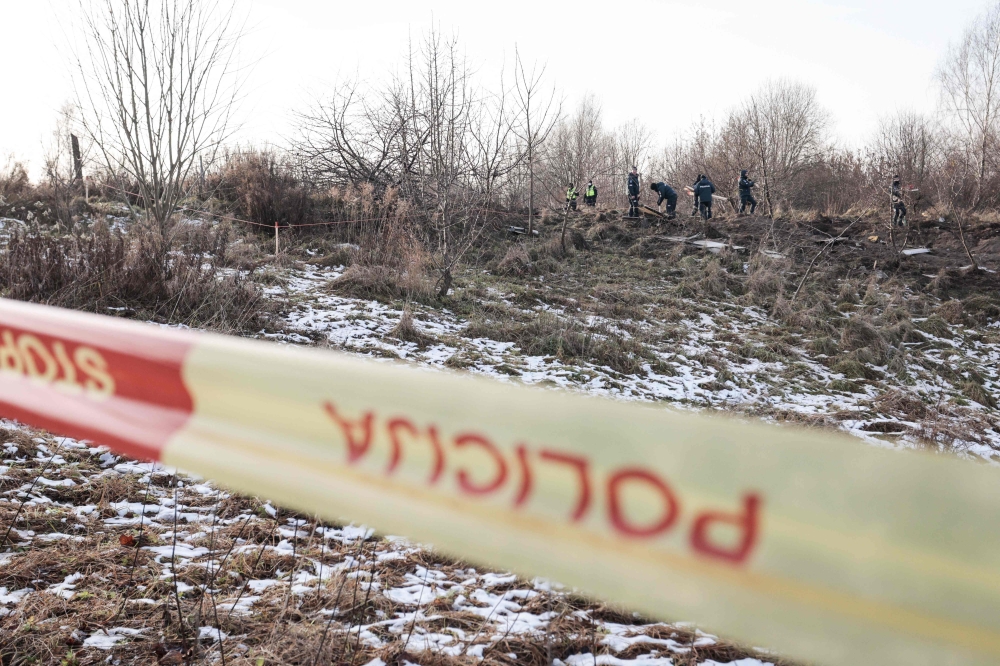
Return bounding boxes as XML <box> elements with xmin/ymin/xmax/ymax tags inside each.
<box><xmin>3</xmin><ymin>207</ymin><xmax>1000</xmax><ymax>664</ymax></box>
<box><xmin>268</xmin><ymin>248</ymin><xmax>1000</xmax><ymax>461</ymax></box>
<box><xmin>0</xmin><ymin>426</ymin><xmax>786</xmax><ymax>666</ymax></box>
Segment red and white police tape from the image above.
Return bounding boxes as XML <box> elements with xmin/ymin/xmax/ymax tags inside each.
<box><xmin>0</xmin><ymin>298</ymin><xmax>998</xmax><ymax>665</ymax></box>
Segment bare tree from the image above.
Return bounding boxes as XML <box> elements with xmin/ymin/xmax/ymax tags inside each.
<box><xmin>292</xmin><ymin>79</ymin><xmax>417</xmax><ymax>190</ymax></box>
<box><xmin>741</xmin><ymin>79</ymin><xmax>829</xmax><ymax>214</ymax></box>
<box><xmin>467</xmin><ymin>70</ymin><xmax>521</xmax><ymax>208</ymax></box>
<box><xmin>74</xmin><ymin>0</ymin><xmax>244</xmax><ymax>231</ymax></box>
<box><xmin>614</xmin><ymin>120</ymin><xmax>652</xmax><ymax>205</ymax></box>
<box><xmin>870</xmin><ymin>112</ymin><xmax>937</xmax><ymax>191</ymax></box>
<box><xmin>416</xmin><ymin>27</ymin><xmax>474</xmax><ymax>259</ymax></box>
<box><xmin>546</xmin><ymin>96</ymin><xmax>612</xmax><ymax>199</ymax></box>
<box><xmin>939</xmin><ymin>2</ymin><xmax>1000</xmax><ymax>208</ymax></box>
<box><xmin>513</xmin><ymin>47</ymin><xmax>559</xmax><ymax>235</ymax></box>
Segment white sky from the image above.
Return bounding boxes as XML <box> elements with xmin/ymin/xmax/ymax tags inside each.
<box><xmin>0</xmin><ymin>0</ymin><xmax>991</xmax><ymax>175</ymax></box>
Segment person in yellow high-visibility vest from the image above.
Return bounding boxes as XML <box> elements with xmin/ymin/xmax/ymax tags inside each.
<box><xmin>584</xmin><ymin>180</ymin><xmax>598</xmax><ymax>206</ymax></box>
<box><xmin>566</xmin><ymin>183</ymin><xmax>579</xmax><ymax>211</ymax></box>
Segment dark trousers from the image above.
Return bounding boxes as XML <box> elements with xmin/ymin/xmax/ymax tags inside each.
<box><xmin>663</xmin><ymin>195</ymin><xmax>677</xmax><ymax>218</ymax></box>
<box><xmin>627</xmin><ymin>196</ymin><xmax>640</xmax><ymax>217</ymax></box>
<box><xmin>892</xmin><ymin>201</ymin><xmax>907</xmax><ymax>225</ymax></box>
<box><xmin>567</xmin><ymin>199</ymin><xmax>577</xmax><ymax>211</ymax></box>
<box><xmin>699</xmin><ymin>201</ymin><xmax>713</xmax><ymax>220</ymax></box>
<box><xmin>739</xmin><ymin>194</ymin><xmax>757</xmax><ymax>214</ymax></box>
<box><xmin>584</xmin><ymin>195</ymin><xmax>596</xmax><ymax>206</ymax></box>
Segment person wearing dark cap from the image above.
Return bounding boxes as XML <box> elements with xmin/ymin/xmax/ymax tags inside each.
<box><xmin>890</xmin><ymin>175</ymin><xmax>907</xmax><ymax>226</ymax></box>
<box><xmin>649</xmin><ymin>181</ymin><xmax>678</xmax><ymax>220</ymax></box>
<box><xmin>584</xmin><ymin>180</ymin><xmax>598</xmax><ymax>206</ymax></box>
<box><xmin>690</xmin><ymin>174</ymin><xmax>703</xmax><ymax>217</ymax></box>
<box><xmin>626</xmin><ymin>167</ymin><xmax>640</xmax><ymax>218</ymax></box>
<box><xmin>694</xmin><ymin>174</ymin><xmax>716</xmax><ymax>220</ymax></box>
<box><xmin>738</xmin><ymin>169</ymin><xmax>757</xmax><ymax>215</ymax></box>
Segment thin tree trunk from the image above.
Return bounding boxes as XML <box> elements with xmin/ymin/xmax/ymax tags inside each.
<box><xmin>955</xmin><ymin>211</ymin><xmax>979</xmax><ymax>269</ymax></box>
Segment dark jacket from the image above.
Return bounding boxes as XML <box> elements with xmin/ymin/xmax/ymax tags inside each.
<box><xmin>627</xmin><ymin>173</ymin><xmax>640</xmax><ymax>197</ymax></box>
<box><xmin>891</xmin><ymin>182</ymin><xmax>903</xmax><ymax>204</ymax></box>
<box><xmin>739</xmin><ymin>175</ymin><xmax>756</xmax><ymax>195</ymax></box>
<box><xmin>652</xmin><ymin>182</ymin><xmax>676</xmax><ymax>205</ymax></box>
<box><xmin>695</xmin><ymin>178</ymin><xmax>716</xmax><ymax>203</ymax></box>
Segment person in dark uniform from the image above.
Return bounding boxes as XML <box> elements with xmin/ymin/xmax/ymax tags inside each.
<box><xmin>566</xmin><ymin>183</ymin><xmax>578</xmax><ymax>211</ymax></box>
<box><xmin>690</xmin><ymin>174</ymin><xmax>703</xmax><ymax>217</ymax></box>
<box><xmin>890</xmin><ymin>175</ymin><xmax>907</xmax><ymax>226</ymax></box>
<box><xmin>738</xmin><ymin>169</ymin><xmax>757</xmax><ymax>215</ymax></box>
<box><xmin>584</xmin><ymin>180</ymin><xmax>597</xmax><ymax>206</ymax></box>
<box><xmin>627</xmin><ymin>167</ymin><xmax>640</xmax><ymax>218</ymax></box>
<box><xmin>649</xmin><ymin>181</ymin><xmax>678</xmax><ymax>219</ymax></box>
<box><xmin>694</xmin><ymin>175</ymin><xmax>716</xmax><ymax>220</ymax></box>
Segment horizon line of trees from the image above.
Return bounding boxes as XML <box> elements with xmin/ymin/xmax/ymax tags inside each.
<box><xmin>12</xmin><ymin>0</ymin><xmax>1000</xmax><ymax>233</ymax></box>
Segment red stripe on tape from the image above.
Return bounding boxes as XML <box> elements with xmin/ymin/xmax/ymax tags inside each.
<box><xmin>0</xmin><ymin>306</ymin><xmax>194</xmax><ymax>460</ymax></box>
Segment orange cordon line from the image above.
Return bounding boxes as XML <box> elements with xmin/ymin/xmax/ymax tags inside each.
<box><xmin>2</xmin><ymin>298</ymin><xmax>1000</xmax><ymax>666</ymax></box>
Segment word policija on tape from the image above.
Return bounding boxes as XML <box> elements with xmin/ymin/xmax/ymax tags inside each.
<box><xmin>324</xmin><ymin>401</ymin><xmax>763</xmax><ymax>564</ymax></box>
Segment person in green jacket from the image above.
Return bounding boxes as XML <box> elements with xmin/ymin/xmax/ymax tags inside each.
<box><xmin>584</xmin><ymin>180</ymin><xmax>598</xmax><ymax>206</ymax></box>
<box><xmin>566</xmin><ymin>183</ymin><xmax>579</xmax><ymax>211</ymax></box>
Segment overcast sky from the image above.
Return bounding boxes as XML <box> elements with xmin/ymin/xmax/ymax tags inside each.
<box><xmin>0</xmin><ymin>0</ymin><xmax>991</xmax><ymax>176</ymax></box>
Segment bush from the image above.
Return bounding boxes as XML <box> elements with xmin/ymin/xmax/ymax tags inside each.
<box><xmin>0</xmin><ymin>221</ymin><xmax>271</xmax><ymax>334</ymax></box>
<box><xmin>210</xmin><ymin>150</ymin><xmax>313</xmax><ymax>230</ymax></box>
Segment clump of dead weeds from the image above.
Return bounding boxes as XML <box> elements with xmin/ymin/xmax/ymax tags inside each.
<box><xmin>389</xmin><ymin>305</ymin><xmax>437</xmax><ymax>348</ymax></box>
<box><xmin>0</xmin><ymin>220</ymin><xmax>273</xmax><ymax>334</ymax></box>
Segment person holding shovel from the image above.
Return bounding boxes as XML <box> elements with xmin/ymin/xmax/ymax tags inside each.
<box><xmin>650</xmin><ymin>181</ymin><xmax>678</xmax><ymax>220</ymax></box>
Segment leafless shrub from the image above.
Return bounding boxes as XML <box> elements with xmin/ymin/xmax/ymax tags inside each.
<box><xmin>0</xmin><ymin>220</ymin><xmax>270</xmax><ymax>333</ymax></box>
<box><xmin>0</xmin><ymin>159</ymin><xmax>31</xmax><ymax>202</ymax></box>
<box><xmin>326</xmin><ymin>185</ymin><xmax>434</xmax><ymax>302</ymax></box>
<box><xmin>210</xmin><ymin>149</ymin><xmax>313</xmax><ymax>229</ymax></box>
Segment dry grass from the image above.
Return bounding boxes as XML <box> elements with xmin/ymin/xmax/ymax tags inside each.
<box><xmin>1</xmin><ymin>424</ymin><xmax>795</xmax><ymax>666</ymax></box>
<box><xmin>464</xmin><ymin>310</ymin><xmax>653</xmax><ymax>376</ymax></box>
<box><xmin>0</xmin><ymin>220</ymin><xmax>272</xmax><ymax>334</ymax></box>
<box><xmin>495</xmin><ymin>244</ymin><xmax>533</xmax><ymax>276</ymax></box>
<box><xmin>389</xmin><ymin>306</ymin><xmax>437</xmax><ymax>348</ymax></box>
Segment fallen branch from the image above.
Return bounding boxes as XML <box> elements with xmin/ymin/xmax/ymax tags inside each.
<box><xmin>789</xmin><ymin>213</ymin><xmax>866</xmax><ymax>304</ymax></box>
